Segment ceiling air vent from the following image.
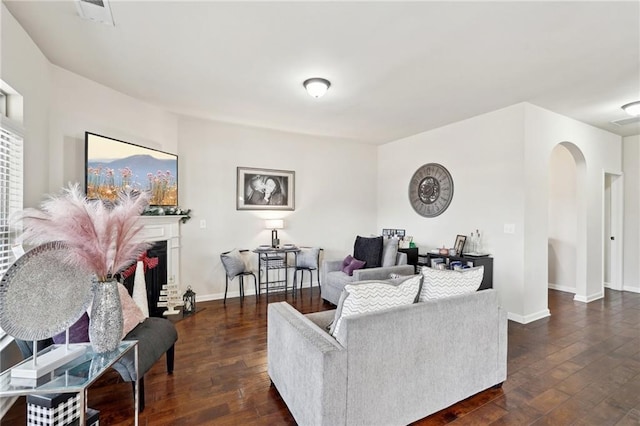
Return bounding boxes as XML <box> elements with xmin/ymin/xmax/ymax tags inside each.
<box><xmin>610</xmin><ymin>116</ymin><xmax>640</xmax><ymax>127</ymax></box>
<box><xmin>75</xmin><ymin>0</ymin><xmax>114</xmax><ymax>26</ymax></box>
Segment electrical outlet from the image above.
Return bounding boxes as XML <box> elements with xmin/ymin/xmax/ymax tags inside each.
<box><xmin>504</xmin><ymin>223</ymin><xmax>515</xmax><ymax>234</ymax></box>
<box><xmin>199</xmin><ymin>219</ymin><xmax>206</xmax><ymax>229</ymax></box>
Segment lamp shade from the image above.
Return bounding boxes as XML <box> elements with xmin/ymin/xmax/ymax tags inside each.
<box><xmin>303</xmin><ymin>78</ymin><xmax>331</xmax><ymax>98</ymax></box>
<box><xmin>622</xmin><ymin>101</ymin><xmax>640</xmax><ymax>117</ymax></box>
<box><xmin>265</xmin><ymin>219</ymin><xmax>284</xmax><ymax>230</ymax></box>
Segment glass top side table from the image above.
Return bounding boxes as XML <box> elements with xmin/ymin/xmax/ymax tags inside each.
<box><xmin>0</xmin><ymin>341</ymin><xmax>139</xmax><ymax>425</ymax></box>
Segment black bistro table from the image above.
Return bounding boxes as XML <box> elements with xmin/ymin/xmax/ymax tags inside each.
<box><xmin>253</xmin><ymin>246</ymin><xmax>300</xmax><ymax>299</ymax></box>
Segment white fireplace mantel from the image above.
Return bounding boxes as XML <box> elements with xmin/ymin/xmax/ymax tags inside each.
<box><xmin>137</xmin><ymin>215</ymin><xmax>185</xmax><ymax>289</ymax></box>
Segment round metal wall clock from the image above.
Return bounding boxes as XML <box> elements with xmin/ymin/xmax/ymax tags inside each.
<box><xmin>408</xmin><ymin>163</ymin><xmax>454</xmax><ymax>218</ymax></box>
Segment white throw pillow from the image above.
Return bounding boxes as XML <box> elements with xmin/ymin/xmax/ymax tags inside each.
<box><xmin>418</xmin><ymin>266</ymin><xmax>484</xmax><ymax>302</ymax></box>
<box><xmin>330</xmin><ymin>275</ymin><xmax>422</xmax><ymax>340</ymax></box>
<box><xmin>220</xmin><ymin>249</ymin><xmax>247</xmax><ymax>278</ymax></box>
<box><xmin>296</xmin><ymin>247</ymin><xmax>320</xmax><ymax>269</ymax></box>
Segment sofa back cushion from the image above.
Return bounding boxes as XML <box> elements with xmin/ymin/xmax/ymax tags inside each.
<box><xmin>418</xmin><ymin>266</ymin><xmax>484</xmax><ymax>302</ymax></box>
<box><xmin>380</xmin><ymin>237</ymin><xmax>399</xmax><ymax>267</ymax></box>
<box><xmin>353</xmin><ymin>235</ymin><xmax>383</xmax><ymax>269</ymax></box>
<box><xmin>330</xmin><ymin>275</ymin><xmax>422</xmax><ymax>343</ymax></box>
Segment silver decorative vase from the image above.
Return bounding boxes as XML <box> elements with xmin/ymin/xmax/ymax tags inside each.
<box><xmin>89</xmin><ymin>278</ymin><xmax>123</xmax><ymax>353</ymax></box>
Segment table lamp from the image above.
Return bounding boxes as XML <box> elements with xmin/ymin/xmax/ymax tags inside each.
<box><xmin>265</xmin><ymin>219</ymin><xmax>284</xmax><ymax>248</ymax></box>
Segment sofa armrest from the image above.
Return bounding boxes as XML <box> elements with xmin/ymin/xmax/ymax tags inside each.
<box><xmin>268</xmin><ymin>302</ymin><xmax>347</xmax><ymax>426</ymax></box>
<box><xmin>352</xmin><ymin>264</ymin><xmax>415</xmax><ymax>281</ymax></box>
<box><xmin>321</xmin><ymin>259</ymin><xmax>343</xmax><ymax>287</ymax></box>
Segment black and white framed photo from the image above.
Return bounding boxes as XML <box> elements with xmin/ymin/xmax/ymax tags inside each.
<box><xmin>236</xmin><ymin>167</ymin><xmax>295</xmax><ymax>211</ymax></box>
<box><xmin>454</xmin><ymin>234</ymin><xmax>467</xmax><ymax>255</ymax></box>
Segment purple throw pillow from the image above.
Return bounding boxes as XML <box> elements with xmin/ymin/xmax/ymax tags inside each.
<box><xmin>342</xmin><ymin>255</ymin><xmax>354</xmax><ymax>268</ymax></box>
<box><xmin>342</xmin><ymin>258</ymin><xmax>366</xmax><ymax>276</ymax></box>
<box><xmin>52</xmin><ymin>312</ymin><xmax>90</xmax><ymax>344</ymax></box>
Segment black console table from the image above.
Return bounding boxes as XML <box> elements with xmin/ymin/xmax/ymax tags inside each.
<box><xmin>417</xmin><ymin>253</ymin><xmax>493</xmax><ymax>290</ymax></box>
<box><xmin>398</xmin><ymin>247</ymin><xmax>418</xmax><ymax>270</ymax></box>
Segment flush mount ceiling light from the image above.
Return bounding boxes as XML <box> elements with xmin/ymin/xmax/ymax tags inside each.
<box><xmin>622</xmin><ymin>101</ymin><xmax>640</xmax><ymax>117</ymax></box>
<box><xmin>303</xmin><ymin>78</ymin><xmax>331</xmax><ymax>98</ymax></box>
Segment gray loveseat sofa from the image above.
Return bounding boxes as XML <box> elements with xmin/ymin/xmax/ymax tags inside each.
<box><xmin>267</xmin><ymin>289</ymin><xmax>507</xmax><ymax>426</ymax></box>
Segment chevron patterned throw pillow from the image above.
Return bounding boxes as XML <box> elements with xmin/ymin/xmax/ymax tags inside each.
<box><xmin>330</xmin><ymin>275</ymin><xmax>422</xmax><ymax>339</ymax></box>
<box><xmin>418</xmin><ymin>266</ymin><xmax>484</xmax><ymax>302</ymax></box>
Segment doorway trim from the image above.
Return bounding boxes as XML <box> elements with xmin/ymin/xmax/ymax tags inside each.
<box><xmin>603</xmin><ymin>170</ymin><xmax>624</xmax><ymax>292</ymax></box>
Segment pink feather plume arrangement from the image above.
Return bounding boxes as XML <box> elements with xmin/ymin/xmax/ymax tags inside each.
<box><xmin>17</xmin><ymin>183</ymin><xmax>151</xmax><ymax>282</ymax></box>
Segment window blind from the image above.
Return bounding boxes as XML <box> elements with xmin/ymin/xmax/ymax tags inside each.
<box><xmin>0</xmin><ymin>127</ymin><xmax>22</xmax><ymax>273</ymax></box>
<box><xmin>0</xmin><ymin>126</ymin><xmax>23</xmax><ymax>340</ymax></box>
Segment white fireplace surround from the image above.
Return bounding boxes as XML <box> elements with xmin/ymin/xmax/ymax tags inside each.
<box><xmin>137</xmin><ymin>215</ymin><xmax>184</xmax><ymax>292</ymax></box>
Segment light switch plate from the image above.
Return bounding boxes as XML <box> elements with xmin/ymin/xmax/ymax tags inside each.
<box><xmin>504</xmin><ymin>224</ymin><xmax>515</xmax><ymax>234</ymax></box>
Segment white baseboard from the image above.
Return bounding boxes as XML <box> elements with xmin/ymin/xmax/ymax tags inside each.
<box><xmin>574</xmin><ymin>291</ymin><xmax>604</xmax><ymax>303</ymax></box>
<box><xmin>198</xmin><ymin>282</ymin><xmax>319</xmax><ymax>302</ymax></box>
<box><xmin>507</xmin><ymin>309</ymin><xmax>550</xmax><ymax>324</ymax></box>
<box><xmin>623</xmin><ymin>285</ymin><xmax>640</xmax><ymax>293</ymax></box>
<box><xmin>548</xmin><ymin>284</ymin><xmax>576</xmax><ymax>294</ymax></box>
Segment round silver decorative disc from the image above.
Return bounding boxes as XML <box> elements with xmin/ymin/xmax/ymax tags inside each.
<box><xmin>0</xmin><ymin>241</ymin><xmax>94</xmax><ymax>340</ymax></box>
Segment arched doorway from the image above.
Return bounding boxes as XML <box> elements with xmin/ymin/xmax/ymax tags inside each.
<box><xmin>547</xmin><ymin>142</ymin><xmax>588</xmax><ymax>301</ymax></box>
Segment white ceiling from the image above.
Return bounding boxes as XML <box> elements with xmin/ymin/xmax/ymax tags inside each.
<box><xmin>4</xmin><ymin>1</ymin><xmax>640</xmax><ymax>144</ymax></box>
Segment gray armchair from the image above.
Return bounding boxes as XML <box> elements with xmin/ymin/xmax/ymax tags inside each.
<box><xmin>321</xmin><ymin>237</ymin><xmax>415</xmax><ymax>305</ymax></box>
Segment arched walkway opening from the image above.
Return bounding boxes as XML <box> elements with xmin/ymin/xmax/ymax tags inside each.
<box><xmin>547</xmin><ymin>142</ymin><xmax>588</xmax><ymax>302</ymax></box>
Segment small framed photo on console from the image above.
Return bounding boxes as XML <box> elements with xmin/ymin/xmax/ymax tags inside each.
<box><xmin>454</xmin><ymin>235</ymin><xmax>467</xmax><ymax>255</ymax></box>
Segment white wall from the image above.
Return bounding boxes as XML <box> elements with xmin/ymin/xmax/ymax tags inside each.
<box><xmin>623</xmin><ymin>135</ymin><xmax>640</xmax><ymax>292</ymax></box>
<box><xmin>524</xmin><ymin>104</ymin><xmax>622</xmax><ymax>312</ymax></box>
<box><xmin>177</xmin><ymin>116</ymin><xmax>378</xmax><ymax>300</ymax></box>
<box><xmin>379</xmin><ymin>103</ymin><xmax>622</xmax><ymax>322</ymax></box>
<box><xmin>4</xmin><ymin>5</ymin><xmax>629</xmax><ymax>318</ymax></box>
<box><xmin>548</xmin><ymin>144</ymin><xmax>577</xmax><ymax>292</ymax></box>
<box><xmin>45</xmin><ymin>67</ymin><xmax>379</xmax><ymax>301</ymax></box>
<box><xmin>1</xmin><ymin>3</ymin><xmax>51</xmax><ymax>207</ymax></box>
<box><xmin>48</xmin><ymin>65</ymin><xmax>179</xmax><ymax>191</ymax></box>
<box><xmin>3</xmin><ymin>4</ymin><xmax>379</xmax><ymax>303</ymax></box>
<box><xmin>378</xmin><ymin>104</ymin><xmax>527</xmax><ymax>319</ymax></box>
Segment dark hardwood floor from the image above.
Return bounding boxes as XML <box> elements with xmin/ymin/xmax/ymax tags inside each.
<box><xmin>3</xmin><ymin>288</ymin><xmax>640</xmax><ymax>425</ymax></box>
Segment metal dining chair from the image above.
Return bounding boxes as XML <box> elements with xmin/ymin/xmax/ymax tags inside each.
<box><xmin>220</xmin><ymin>249</ymin><xmax>257</xmax><ymax>303</ymax></box>
<box><xmin>293</xmin><ymin>247</ymin><xmax>322</xmax><ymax>293</ymax></box>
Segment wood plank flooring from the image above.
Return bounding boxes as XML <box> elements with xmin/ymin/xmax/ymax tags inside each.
<box><xmin>2</xmin><ymin>288</ymin><xmax>639</xmax><ymax>425</ymax></box>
